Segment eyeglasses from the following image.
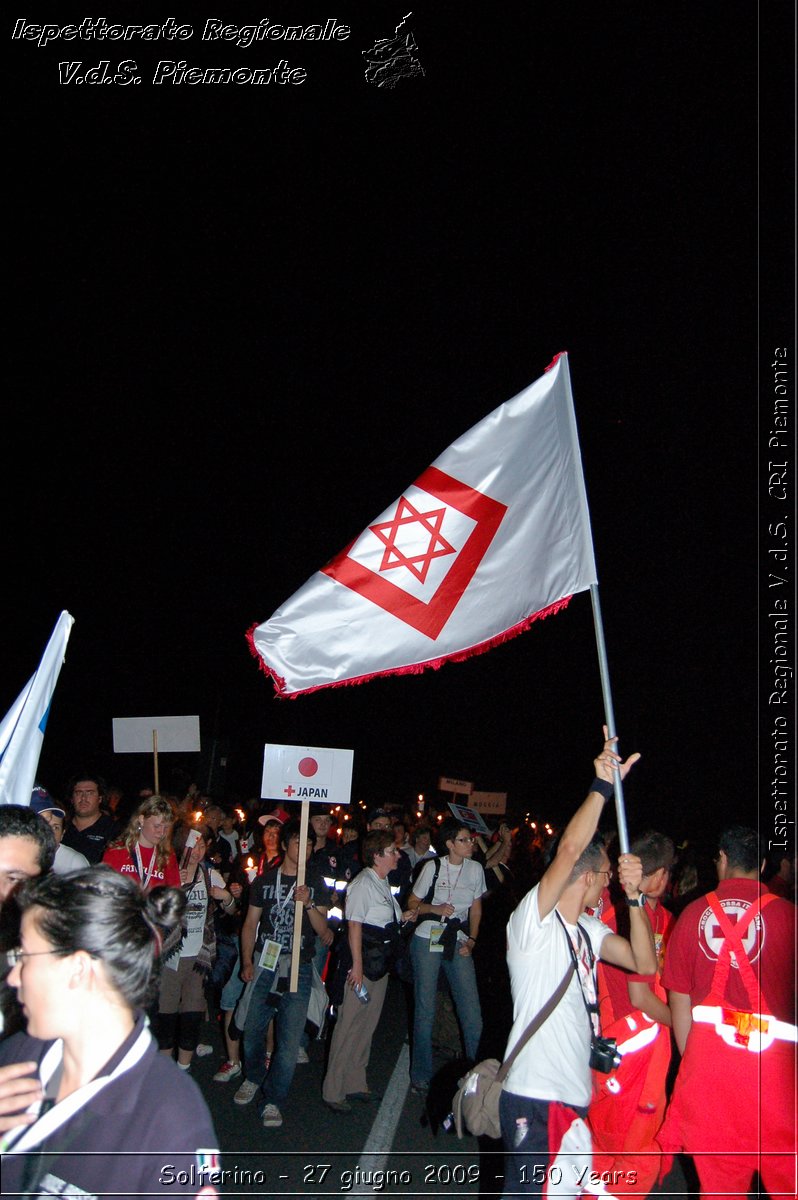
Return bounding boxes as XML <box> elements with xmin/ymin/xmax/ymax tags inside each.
<box><xmin>6</xmin><ymin>948</ymin><xmax>63</xmax><ymax>967</ymax></box>
<box><xmin>72</xmin><ymin>789</ymin><xmax>98</xmax><ymax>798</ymax></box>
<box><xmin>598</xmin><ymin>868</ymin><xmax>613</xmax><ymax>881</ymax></box>
<box><xmin>455</xmin><ymin>836</ymin><xmax>476</xmax><ymax>844</ymax></box>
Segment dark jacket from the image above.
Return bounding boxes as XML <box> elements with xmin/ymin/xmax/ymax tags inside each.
<box><xmin>0</xmin><ymin>1013</ymin><xmax>219</xmax><ymax>1198</ymax></box>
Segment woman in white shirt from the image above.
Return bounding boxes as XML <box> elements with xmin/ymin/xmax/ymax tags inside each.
<box><xmin>322</xmin><ymin>829</ymin><xmax>417</xmax><ymax>1111</ymax></box>
<box><xmin>406</xmin><ymin>818</ymin><xmax>486</xmax><ymax>1094</ymax></box>
<box><xmin>156</xmin><ymin>822</ymin><xmax>238</xmax><ymax>1071</ymax></box>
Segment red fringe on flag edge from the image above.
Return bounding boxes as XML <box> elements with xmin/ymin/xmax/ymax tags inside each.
<box><xmin>245</xmin><ymin>595</ymin><xmax>573</xmax><ymax>699</ymax></box>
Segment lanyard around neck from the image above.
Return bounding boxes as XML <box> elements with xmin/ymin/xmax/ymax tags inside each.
<box><xmin>133</xmin><ymin>842</ymin><xmax>157</xmax><ymax>889</ymax></box>
<box><xmin>443</xmin><ymin>857</ymin><xmax>465</xmax><ymax>898</ymax></box>
<box><xmin>555</xmin><ymin>911</ymin><xmax>598</xmax><ymax>1029</ymax></box>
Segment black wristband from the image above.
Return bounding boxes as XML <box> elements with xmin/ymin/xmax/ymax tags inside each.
<box><xmin>589</xmin><ymin>777</ymin><xmax>614</xmax><ymax>801</ymax></box>
<box><xmin>626</xmin><ymin>895</ymin><xmax>646</xmax><ymax>908</ymax></box>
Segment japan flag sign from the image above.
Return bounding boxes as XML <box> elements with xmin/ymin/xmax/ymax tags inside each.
<box><xmin>262</xmin><ymin>743</ymin><xmax>354</xmax><ymax>807</ymax></box>
<box><xmin>248</xmin><ymin>353</ymin><xmax>597</xmax><ymax>697</ymax></box>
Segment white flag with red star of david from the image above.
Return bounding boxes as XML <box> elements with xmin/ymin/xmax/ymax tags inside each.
<box><xmin>248</xmin><ymin>353</ymin><xmax>597</xmax><ymax>697</ymax></box>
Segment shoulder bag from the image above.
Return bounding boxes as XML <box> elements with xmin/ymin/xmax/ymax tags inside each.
<box><xmin>452</xmin><ymin>961</ymin><xmax>575</xmax><ymax>1139</ymax></box>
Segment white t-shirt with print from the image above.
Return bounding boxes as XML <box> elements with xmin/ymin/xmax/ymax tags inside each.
<box><xmin>411</xmin><ymin>856</ymin><xmax>486</xmax><ymax>943</ymax></box>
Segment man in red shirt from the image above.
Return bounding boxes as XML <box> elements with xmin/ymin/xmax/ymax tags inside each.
<box><xmin>659</xmin><ymin>825</ymin><xmax>796</xmax><ymax>1199</ymax></box>
<box><xmin>585</xmin><ymin>830</ymin><xmax>676</xmax><ymax>1197</ymax></box>
<box><xmin>764</xmin><ymin>846</ymin><xmax>796</xmax><ymax>903</ymax></box>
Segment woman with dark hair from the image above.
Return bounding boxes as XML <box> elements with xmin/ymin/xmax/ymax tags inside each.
<box><xmin>406</xmin><ymin>818</ymin><xmax>487</xmax><ymax>1095</ymax></box>
<box><xmin>157</xmin><ymin>822</ymin><xmax>239</xmax><ymax>1072</ymax></box>
<box><xmin>0</xmin><ymin>866</ymin><xmax>220</xmax><ymax>1197</ymax></box>
<box><xmin>102</xmin><ymin>794</ymin><xmax>181</xmax><ymax>890</ymax></box>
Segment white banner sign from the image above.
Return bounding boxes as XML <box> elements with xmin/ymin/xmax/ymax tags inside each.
<box><xmin>447</xmin><ymin>802</ymin><xmax>490</xmax><ymax>835</ymax></box>
<box><xmin>438</xmin><ymin>776</ymin><xmax>473</xmax><ymax>795</ymax></box>
<box><xmin>112</xmin><ymin>715</ymin><xmax>200</xmax><ymax>753</ymax></box>
<box><xmin>262</xmin><ymin>743</ymin><xmax>354</xmax><ymax>807</ymax></box>
<box><xmin>470</xmin><ymin>790</ymin><xmax>507</xmax><ymax>815</ymax></box>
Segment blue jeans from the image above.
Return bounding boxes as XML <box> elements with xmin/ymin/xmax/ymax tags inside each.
<box><xmin>410</xmin><ymin>934</ymin><xmax>482</xmax><ymax>1086</ymax></box>
<box><xmin>220</xmin><ymin>949</ymin><xmax>245</xmax><ymax>1012</ymax></box>
<box><xmin>242</xmin><ymin>961</ymin><xmax>312</xmax><ymax>1108</ymax></box>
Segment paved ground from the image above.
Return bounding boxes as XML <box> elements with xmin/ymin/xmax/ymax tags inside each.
<box><xmin>190</xmin><ymin>973</ymin><xmax>700</xmax><ymax>1198</ymax></box>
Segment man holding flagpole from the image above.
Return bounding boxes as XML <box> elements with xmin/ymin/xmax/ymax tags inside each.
<box><xmin>499</xmin><ymin>732</ymin><xmax>655</xmax><ymax>1197</ymax></box>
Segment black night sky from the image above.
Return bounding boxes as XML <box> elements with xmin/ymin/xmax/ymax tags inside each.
<box><xmin>6</xmin><ymin>3</ymin><xmax>793</xmax><ymax>852</ymax></box>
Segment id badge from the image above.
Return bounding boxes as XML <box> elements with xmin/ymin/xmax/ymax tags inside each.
<box><xmin>259</xmin><ymin>938</ymin><xmax>282</xmax><ymax>972</ymax></box>
<box><xmin>428</xmin><ymin>925</ymin><xmax>445</xmax><ymax>953</ymax></box>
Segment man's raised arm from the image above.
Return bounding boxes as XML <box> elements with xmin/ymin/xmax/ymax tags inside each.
<box><xmin>537</xmin><ymin>728</ymin><xmax>641</xmax><ymax>920</ymax></box>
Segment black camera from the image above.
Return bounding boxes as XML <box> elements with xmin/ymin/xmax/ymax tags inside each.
<box><xmin>589</xmin><ymin>1034</ymin><xmax>621</xmax><ymax>1073</ymax></box>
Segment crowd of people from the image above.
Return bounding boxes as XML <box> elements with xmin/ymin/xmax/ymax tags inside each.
<box><xmin>0</xmin><ymin>745</ymin><xmax>794</xmax><ymax>1198</ymax></box>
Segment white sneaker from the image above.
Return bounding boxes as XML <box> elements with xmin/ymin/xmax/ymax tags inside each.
<box><xmin>233</xmin><ymin>1079</ymin><xmax>260</xmax><ymax>1105</ymax></box>
<box><xmin>296</xmin><ymin>1046</ymin><xmax>309</xmax><ymax>1064</ymax></box>
<box><xmin>213</xmin><ymin>1060</ymin><xmax>242</xmax><ymax>1083</ymax></box>
<box><xmin>261</xmin><ymin>1103</ymin><xmax>283</xmax><ymax>1128</ymax></box>
<box><xmin>195</xmin><ymin>1043</ymin><xmax>214</xmax><ymax>1057</ymax></box>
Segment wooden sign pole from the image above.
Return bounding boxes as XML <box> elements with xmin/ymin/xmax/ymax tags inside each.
<box><xmin>289</xmin><ymin>799</ymin><xmax>310</xmax><ymax>992</ymax></box>
<box><xmin>153</xmin><ymin>729</ymin><xmax>160</xmax><ymax>794</ymax></box>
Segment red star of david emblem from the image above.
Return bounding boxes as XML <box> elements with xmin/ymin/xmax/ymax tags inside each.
<box><xmin>321</xmin><ymin>466</ymin><xmax>507</xmax><ymax>639</ymax></box>
<box><xmin>368</xmin><ymin>497</ymin><xmax>456</xmax><ymax>584</ymax></box>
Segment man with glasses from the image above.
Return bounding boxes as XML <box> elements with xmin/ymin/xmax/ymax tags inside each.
<box><xmin>584</xmin><ymin>830</ymin><xmax>676</xmax><ymax>1198</ymax></box>
<box><xmin>61</xmin><ymin>774</ymin><xmax>118</xmax><ymax>864</ymax></box>
<box><xmin>499</xmin><ymin>731</ymin><xmax>656</xmax><ymax>1197</ymax></box>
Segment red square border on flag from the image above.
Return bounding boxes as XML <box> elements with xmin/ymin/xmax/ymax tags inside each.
<box><xmin>322</xmin><ymin>466</ymin><xmax>507</xmax><ymax>639</ymax></box>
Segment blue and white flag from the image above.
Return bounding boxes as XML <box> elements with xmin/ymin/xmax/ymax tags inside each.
<box><xmin>0</xmin><ymin>611</ymin><xmax>75</xmax><ymax>807</ymax></box>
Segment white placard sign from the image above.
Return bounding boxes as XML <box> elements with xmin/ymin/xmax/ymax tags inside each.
<box><xmin>470</xmin><ymin>790</ymin><xmax>508</xmax><ymax>815</ymax></box>
<box><xmin>112</xmin><ymin>715</ymin><xmax>201</xmax><ymax>753</ymax></box>
<box><xmin>438</xmin><ymin>776</ymin><xmax>473</xmax><ymax>795</ymax></box>
<box><xmin>262</xmin><ymin>743</ymin><xmax>354</xmax><ymax>807</ymax></box>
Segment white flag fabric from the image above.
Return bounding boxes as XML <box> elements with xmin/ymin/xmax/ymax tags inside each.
<box><xmin>0</xmin><ymin>611</ymin><xmax>75</xmax><ymax>806</ymax></box>
<box><xmin>249</xmin><ymin>353</ymin><xmax>597</xmax><ymax>697</ymax></box>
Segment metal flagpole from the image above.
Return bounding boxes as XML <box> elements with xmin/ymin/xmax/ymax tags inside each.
<box><xmin>589</xmin><ymin>583</ymin><xmax>630</xmax><ymax>854</ymax></box>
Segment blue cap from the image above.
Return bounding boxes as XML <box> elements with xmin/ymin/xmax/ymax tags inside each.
<box><xmin>30</xmin><ymin>786</ymin><xmax>65</xmax><ymax>819</ymax></box>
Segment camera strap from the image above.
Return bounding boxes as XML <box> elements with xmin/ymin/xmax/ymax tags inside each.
<box><xmin>555</xmin><ymin>911</ymin><xmax>600</xmax><ymax>1036</ymax></box>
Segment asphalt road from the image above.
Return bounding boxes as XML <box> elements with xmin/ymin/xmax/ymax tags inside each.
<box><xmin>189</xmin><ymin>892</ymin><xmax>704</xmax><ymax>1200</ymax></box>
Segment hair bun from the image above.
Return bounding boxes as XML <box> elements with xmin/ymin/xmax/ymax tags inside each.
<box><xmin>144</xmin><ymin>884</ymin><xmax>187</xmax><ymax>935</ymax></box>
